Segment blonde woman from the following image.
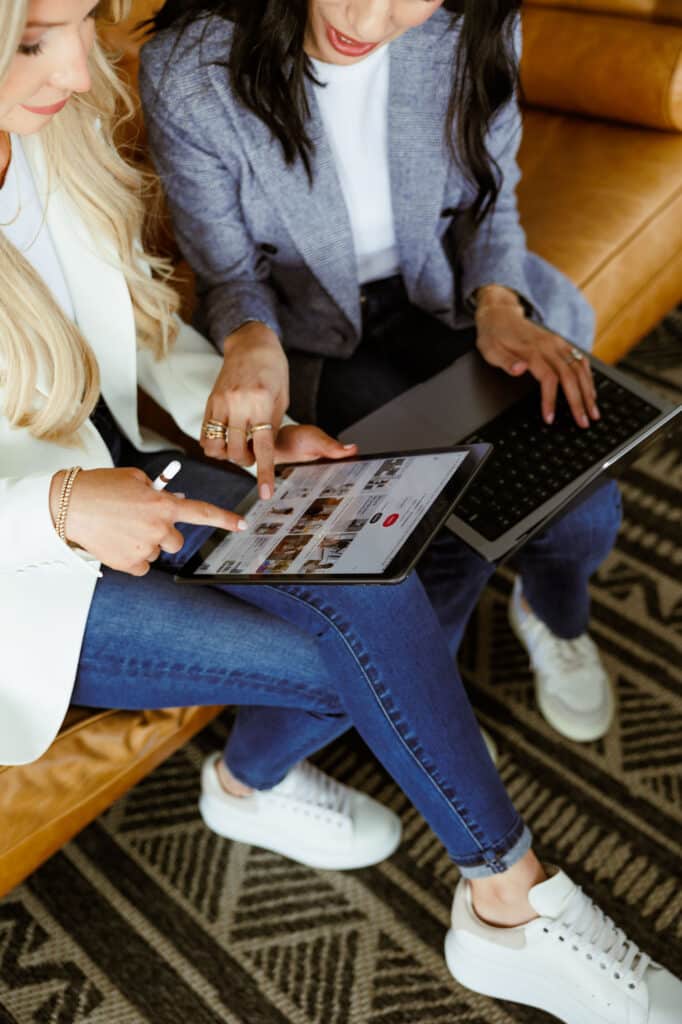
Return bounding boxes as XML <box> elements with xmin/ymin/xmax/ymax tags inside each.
<box><xmin>1</xmin><ymin>4</ymin><xmax>679</xmax><ymax>1020</ymax></box>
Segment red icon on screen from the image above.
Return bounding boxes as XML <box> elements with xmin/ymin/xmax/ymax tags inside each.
<box><xmin>383</xmin><ymin>514</ymin><xmax>400</xmax><ymax>527</ymax></box>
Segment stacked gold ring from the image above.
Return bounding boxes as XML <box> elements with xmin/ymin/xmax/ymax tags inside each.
<box><xmin>202</xmin><ymin>419</ymin><xmax>227</xmax><ymax>441</ymax></box>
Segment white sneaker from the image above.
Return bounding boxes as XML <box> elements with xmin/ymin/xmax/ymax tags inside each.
<box><xmin>480</xmin><ymin>727</ymin><xmax>498</xmax><ymax>764</ymax></box>
<box><xmin>199</xmin><ymin>754</ymin><xmax>402</xmax><ymax>870</ymax></box>
<box><xmin>509</xmin><ymin>577</ymin><xmax>614</xmax><ymax>741</ymax></box>
<box><xmin>446</xmin><ymin>868</ymin><xmax>682</xmax><ymax>1023</ymax></box>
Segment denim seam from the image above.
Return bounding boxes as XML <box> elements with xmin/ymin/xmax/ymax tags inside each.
<box><xmin>77</xmin><ymin>658</ymin><xmax>343</xmax><ymax>713</ymax></box>
<box><xmin>275</xmin><ymin>585</ymin><xmax>522</xmax><ymax>872</ymax></box>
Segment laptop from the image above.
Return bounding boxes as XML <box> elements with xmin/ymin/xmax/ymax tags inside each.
<box><xmin>338</xmin><ymin>349</ymin><xmax>681</xmax><ymax>563</ymax></box>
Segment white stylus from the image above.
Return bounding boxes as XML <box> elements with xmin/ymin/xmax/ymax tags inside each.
<box><xmin>151</xmin><ymin>459</ymin><xmax>182</xmax><ymax>491</ymax></box>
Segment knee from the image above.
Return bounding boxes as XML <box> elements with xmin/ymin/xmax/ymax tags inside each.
<box><xmin>534</xmin><ymin>481</ymin><xmax>622</xmax><ymax>564</ymax></box>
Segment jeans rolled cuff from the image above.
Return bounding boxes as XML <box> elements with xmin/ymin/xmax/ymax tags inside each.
<box><xmin>456</xmin><ymin>824</ymin><xmax>533</xmax><ymax>880</ymax></box>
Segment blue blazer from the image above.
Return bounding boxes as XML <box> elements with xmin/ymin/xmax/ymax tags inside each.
<box><xmin>139</xmin><ymin>11</ymin><xmax>594</xmax><ymax>362</ymax></box>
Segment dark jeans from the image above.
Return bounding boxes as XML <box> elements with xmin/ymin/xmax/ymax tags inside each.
<box><xmin>317</xmin><ymin>276</ymin><xmax>477</xmax><ymax>437</ymax></box>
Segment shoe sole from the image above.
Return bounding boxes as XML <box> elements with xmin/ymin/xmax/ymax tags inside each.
<box><xmin>445</xmin><ymin>929</ymin><xmax>614</xmax><ymax>1024</ymax></box>
<box><xmin>199</xmin><ymin>794</ymin><xmax>402</xmax><ymax>871</ymax></box>
<box><xmin>508</xmin><ymin>599</ymin><xmax>614</xmax><ymax>743</ymax></box>
<box><xmin>480</xmin><ymin>727</ymin><xmax>498</xmax><ymax>764</ymax></box>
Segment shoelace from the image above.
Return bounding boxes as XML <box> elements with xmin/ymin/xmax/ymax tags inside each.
<box><xmin>545</xmin><ymin>886</ymin><xmax>651</xmax><ymax>987</ymax></box>
<box><xmin>544</xmin><ymin>633</ymin><xmax>599</xmax><ymax>674</ymax></box>
<box><xmin>279</xmin><ymin>761</ymin><xmax>352</xmax><ymax>819</ymax></box>
<box><xmin>523</xmin><ymin>614</ymin><xmax>601</xmax><ymax>694</ymax></box>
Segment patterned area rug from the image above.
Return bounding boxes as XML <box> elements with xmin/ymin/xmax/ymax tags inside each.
<box><xmin>1</xmin><ymin>311</ymin><xmax>680</xmax><ymax>1024</ymax></box>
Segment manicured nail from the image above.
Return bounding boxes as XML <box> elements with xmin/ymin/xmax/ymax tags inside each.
<box><xmin>580</xmin><ymin>414</ymin><xmax>589</xmax><ymax>428</ymax></box>
<box><xmin>511</xmin><ymin>362</ymin><xmax>526</xmax><ymax>374</ymax></box>
<box><xmin>343</xmin><ymin>443</ymin><xmax>356</xmax><ymax>450</ymax></box>
<box><xmin>260</xmin><ymin>483</ymin><xmax>272</xmax><ymax>500</ymax></box>
<box><xmin>545</xmin><ymin>411</ymin><xmax>554</xmax><ymax>425</ymax></box>
<box><xmin>592</xmin><ymin>406</ymin><xmax>600</xmax><ymax>419</ymax></box>
<box><xmin>237</xmin><ymin>519</ymin><xmax>248</xmax><ymax>531</ymax></box>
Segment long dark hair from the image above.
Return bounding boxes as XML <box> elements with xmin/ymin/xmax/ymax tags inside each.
<box><xmin>148</xmin><ymin>0</ymin><xmax>521</xmax><ymax>241</ymax></box>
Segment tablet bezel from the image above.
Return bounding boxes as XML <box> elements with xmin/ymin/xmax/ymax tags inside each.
<box><xmin>174</xmin><ymin>444</ymin><xmax>491</xmax><ymax>586</ymax></box>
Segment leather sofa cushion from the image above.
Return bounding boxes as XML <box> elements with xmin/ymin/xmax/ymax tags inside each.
<box><xmin>518</xmin><ymin>109</ymin><xmax>682</xmax><ymax>359</ymax></box>
<box><xmin>526</xmin><ymin>0</ymin><xmax>682</xmax><ymax>22</ymax></box>
<box><xmin>521</xmin><ymin>8</ymin><xmax>682</xmax><ymax>130</ymax></box>
<box><xmin>0</xmin><ymin>705</ymin><xmax>221</xmax><ymax>896</ymax></box>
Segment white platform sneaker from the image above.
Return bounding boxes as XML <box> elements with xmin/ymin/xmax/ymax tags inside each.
<box><xmin>199</xmin><ymin>754</ymin><xmax>402</xmax><ymax>870</ymax></box>
<box><xmin>446</xmin><ymin>868</ymin><xmax>681</xmax><ymax>1023</ymax></box>
<box><xmin>509</xmin><ymin>577</ymin><xmax>614</xmax><ymax>741</ymax></box>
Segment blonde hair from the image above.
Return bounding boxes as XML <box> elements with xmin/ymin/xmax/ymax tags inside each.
<box><xmin>0</xmin><ymin>0</ymin><xmax>179</xmax><ymax>443</ymax></box>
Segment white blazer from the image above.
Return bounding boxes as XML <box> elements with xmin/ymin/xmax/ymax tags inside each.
<box><xmin>0</xmin><ymin>136</ymin><xmax>230</xmax><ymax>766</ymax></box>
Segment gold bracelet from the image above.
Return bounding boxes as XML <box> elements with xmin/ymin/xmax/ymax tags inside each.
<box><xmin>55</xmin><ymin>466</ymin><xmax>82</xmax><ymax>543</ymax></box>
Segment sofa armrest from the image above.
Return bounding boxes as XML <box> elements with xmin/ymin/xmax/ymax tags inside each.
<box><xmin>521</xmin><ymin>7</ymin><xmax>682</xmax><ymax>130</ymax></box>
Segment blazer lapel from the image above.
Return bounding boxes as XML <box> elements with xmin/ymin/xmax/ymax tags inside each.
<box><xmin>208</xmin><ymin>64</ymin><xmax>361</xmax><ymax>334</ymax></box>
<box><xmin>23</xmin><ymin>135</ymin><xmax>141</xmax><ymax>442</ymax></box>
<box><xmin>388</xmin><ymin>25</ymin><xmax>452</xmax><ymax>293</ymax></box>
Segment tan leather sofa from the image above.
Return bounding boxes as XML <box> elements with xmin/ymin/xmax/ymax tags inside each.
<box><xmin>2</xmin><ymin>0</ymin><xmax>681</xmax><ymax>898</ymax></box>
<box><xmin>519</xmin><ymin>0</ymin><xmax>682</xmax><ymax>362</ymax></box>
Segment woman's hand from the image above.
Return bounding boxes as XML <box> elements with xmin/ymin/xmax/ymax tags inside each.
<box><xmin>202</xmin><ymin>321</ymin><xmax>289</xmax><ymax>483</ymax></box>
<box><xmin>474</xmin><ymin>285</ymin><xmax>599</xmax><ymax>428</ymax></box>
<box><xmin>49</xmin><ymin>467</ymin><xmax>247</xmax><ymax>576</ymax></box>
<box><xmin>273</xmin><ymin>425</ymin><xmax>357</xmax><ymax>467</ymax></box>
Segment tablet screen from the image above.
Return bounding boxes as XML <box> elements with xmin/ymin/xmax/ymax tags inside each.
<box><xmin>192</xmin><ymin>450</ymin><xmax>469</xmax><ymax>578</ymax></box>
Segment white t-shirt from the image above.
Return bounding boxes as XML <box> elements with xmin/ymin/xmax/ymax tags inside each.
<box><xmin>311</xmin><ymin>45</ymin><xmax>400</xmax><ymax>285</ymax></box>
<box><xmin>0</xmin><ymin>134</ymin><xmax>75</xmax><ymax>321</ymax></box>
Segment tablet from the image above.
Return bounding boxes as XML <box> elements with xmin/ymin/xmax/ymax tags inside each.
<box><xmin>175</xmin><ymin>444</ymin><xmax>491</xmax><ymax>585</ymax></box>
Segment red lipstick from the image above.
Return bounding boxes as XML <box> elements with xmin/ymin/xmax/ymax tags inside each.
<box><xmin>325</xmin><ymin>22</ymin><xmax>378</xmax><ymax>58</ymax></box>
<box><xmin>21</xmin><ymin>98</ymin><xmax>69</xmax><ymax>116</ymax></box>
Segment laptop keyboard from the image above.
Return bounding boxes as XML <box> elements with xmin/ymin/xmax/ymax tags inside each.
<box><xmin>456</xmin><ymin>370</ymin><xmax>659</xmax><ymax>541</ymax></box>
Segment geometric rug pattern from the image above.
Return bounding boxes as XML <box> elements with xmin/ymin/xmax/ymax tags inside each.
<box><xmin>1</xmin><ymin>308</ymin><xmax>680</xmax><ymax>1023</ymax></box>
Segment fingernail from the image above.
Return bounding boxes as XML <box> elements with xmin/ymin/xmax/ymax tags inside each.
<box><xmin>592</xmin><ymin>406</ymin><xmax>600</xmax><ymax>419</ymax></box>
<box><xmin>343</xmin><ymin>443</ymin><xmax>356</xmax><ymax>450</ymax></box>
<box><xmin>511</xmin><ymin>362</ymin><xmax>526</xmax><ymax>374</ymax></box>
<box><xmin>545</xmin><ymin>411</ymin><xmax>554</xmax><ymax>425</ymax></box>
<box><xmin>260</xmin><ymin>483</ymin><xmax>272</xmax><ymax>500</ymax></box>
<box><xmin>237</xmin><ymin>519</ymin><xmax>248</xmax><ymax>532</ymax></box>
<box><xmin>580</xmin><ymin>415</ymin><xmax>589</xmax><ymax>428</ymax></box>
<box><xmin>173</xmin><ymin>492</ymin><xmax>186</xmax><ymax>500</ymax></box>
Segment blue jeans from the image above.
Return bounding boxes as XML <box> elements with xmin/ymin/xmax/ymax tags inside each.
<box><xmin>72</xmin><ymin>450</ymin><xmax>531</xmax><ymax>878</ymax></box>
<box><xmin>418</xmin><ymin>482</ymin><xmax>622</xmax><ymax>656</ymax></box>
<box><xmin>72</xmin><ymin>435</ymin><xmax>619</xmax><ymax>878</ymax></box>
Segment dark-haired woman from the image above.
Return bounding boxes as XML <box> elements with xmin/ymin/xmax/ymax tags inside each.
<box><xmin>139</xmin><ymin>0</ymin><xmax>622</xmax><ymax>749</ymax></box>
<box><xmin>135</xmin><ymin>8</ymin><xmax>681</xmax><ymax>1020</ymax></box>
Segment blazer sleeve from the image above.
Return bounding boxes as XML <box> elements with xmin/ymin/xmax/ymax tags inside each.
<box><xmin>138</xmin><ymin>57</ymin><xmax>281</xmax><ymax>352</ymax></box>
<box><xmin>0</xmin><ymin>473</ymin><xmax>99</xmax><ymax>577</ymax></box>
<box><xmin>458</xmin><ymin>90</ymin><xmax>534</xmax><ymax>312</ymax></box>
<box><xmin>456</xmin><ymin>75</ymin><xmax>595</xmax><ymax>346</ymax></box>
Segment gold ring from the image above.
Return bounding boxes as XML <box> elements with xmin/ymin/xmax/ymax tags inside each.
<box><xmin>564</xmin><ymin>346</ymin><xmax>584</xmax><ymax>365</ymax></box>
<box><xmin>247</xmin><ymin>423</ymin><xmax>273</xmax><ymax>441</ymax></box>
